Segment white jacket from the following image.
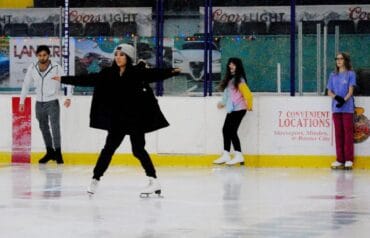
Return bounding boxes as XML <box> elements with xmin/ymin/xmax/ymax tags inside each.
<box><xmin>20</xmin><ymin>61</ymin><xmax>72</xmax><ymax>104</ymax></box>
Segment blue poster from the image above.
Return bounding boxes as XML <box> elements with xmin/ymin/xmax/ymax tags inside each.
<box><xmin>0</xmin><ymin>38</ymin><xmax>10</xmax><ymax>88</ymax></box>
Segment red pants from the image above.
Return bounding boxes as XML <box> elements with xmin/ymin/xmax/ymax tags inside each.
<box><xmin>333</xmin><ymin>113</ymin><xmax>354</xmax><ymax>163</ymax></box>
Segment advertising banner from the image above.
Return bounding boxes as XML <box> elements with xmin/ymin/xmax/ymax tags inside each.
<box><xmin>12</xmin><ymin>97</ymin><xmax>31</xmax><ymax>163</ymax></box>
<box><xmin>9</xmin><ymin>37</ymin><xmax>75</xmax><ymax>88</ymax></box>
<box><xmin>0</xmin><ymin>8</ymin><xmax>152</xmax><ymax>36</ymax></box>
<box><xmin>0</xmin><ymin>37</ymin><xmax>10</xmax><ymax>87</ymax></box>
<box><xmin>209</xmin><ymin>5</ymin><xmax>370</xmax><ymax>23</ymax></box>
<box><xmin>73</xmin><ymin>37</ymin><xmax>175</xmax><ymax>93</ymax></box>
<box><xmin>258</xmin><ymin>97</ymin><xmax>370</xmax><ymax>156</ymax></box>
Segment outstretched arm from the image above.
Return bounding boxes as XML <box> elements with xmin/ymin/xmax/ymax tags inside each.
<box><xmin>52</xmin><ymin>71</ymin><xmax>103</xmax><ymax>87</ymax></box>
<box><xmin>61</xmin><ymin>73</ymin><xmax>101</xmax><ymax>87</ymax></box>
<box><xmin>136</xmin><ymin>65</ymin><xmax>181</xmax><ymax>83</ymax></box>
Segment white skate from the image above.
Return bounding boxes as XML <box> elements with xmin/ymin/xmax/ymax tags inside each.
<box><xmin>213</xmin><ymin>151</ymin><xmax>231</xmax><ymax>164</ymax></box>
<box><xmin>344</xmin><ymin>161</ymin><xmax>353</xmax><ymax>170</ymax></box>
<box><xmin>140</xmin><ymin>177</ymin><xmax>162</xmax><ymax>198</ymax></box>
<box><xmin>331</xmin><ymin>161</ymin><xmax>344</xmax><ymax>170</ymax></box>
<box><xmin>87</xmin><ymin>178</ymin><xmax>99</xmax><ymax>195</ymax></box>
<box><xmin>226</xmin><ymin>151</ymin><xmax>245</xmax><ymax>165</ymax></box>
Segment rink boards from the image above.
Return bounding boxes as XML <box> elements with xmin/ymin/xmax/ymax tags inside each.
<box><xmin>0</xmin><ymin>95</ymin><xmax>369</xmax><ymax>168</ymax></box>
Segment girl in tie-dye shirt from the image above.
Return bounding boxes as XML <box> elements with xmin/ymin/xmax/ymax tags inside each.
<box><xmin>213</xmin><ymin>58</ymin><xmax>253</xmax><ymax>166</ymax></box>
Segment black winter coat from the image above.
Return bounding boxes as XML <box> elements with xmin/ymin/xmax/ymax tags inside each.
<box><xmin>62</xmin><ymin>65</ymin><xmax>178</xmax><ymax>134</ymax></box>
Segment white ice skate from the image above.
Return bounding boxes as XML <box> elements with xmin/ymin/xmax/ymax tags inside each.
<box><xmin>344</xmin><ymin>161</ymin><xmax>353</xmax><ymax>170</ymax></box>
<box><xmin>331</xmin><ymin>161</ymin><xmax>344</xmax><ymax>170</ymax></box>
<box><xmin>225</xmin><ymin>151</ymin><xmax>245</xmax><ymax>166</ymax></box>
<box><xmin>87</xmin><ymin>178</ymin><xmax>99</xmax><ymax>195</ymax></box>
<box><xmin>213</xmin><ymin>151</ymin><xmax>231</xmax><ymax>164</ymax></box>
<box><xmin>140</xmin><ymin>177</ymin><xmax>162</xmax><ymax>198</ymax></box>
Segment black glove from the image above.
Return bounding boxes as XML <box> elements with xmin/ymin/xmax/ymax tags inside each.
<box><xmin>334</xmin><ymin>95</ymin><xmax>345</xmax><ymax>104</ymax></box>
<box><xmin>336</xmin><ymin>102</ymin><xmax>345</xmax><ymax>108</ymax></box>
<box><xmin>334</xmin><ymin>95</ymin><xmax>346</xmax><ymax>108</ymax></box>
<box><xmin>136</xmin><ymin>60</ymin><xmax>147</xmax><ymax>69</ymax></box>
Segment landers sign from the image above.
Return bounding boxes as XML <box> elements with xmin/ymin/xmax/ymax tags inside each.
<box><xmin>13</xmin><ymin>44</ymin><xmax>63</xmax><ymax>60</ymax></box>
<box><xmin>9</xmin><ymin>37</ymin><xmax>75</xmax><ymax>88</ymax></box>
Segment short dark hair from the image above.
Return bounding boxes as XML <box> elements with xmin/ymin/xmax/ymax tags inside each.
<box><xmin>36</xmin><ymin>45</ymin><xmax>50</xmax><ymax>55</ymax></box>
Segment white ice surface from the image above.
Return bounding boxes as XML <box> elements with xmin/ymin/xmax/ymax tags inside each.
<box><xmin>1</xmin><ymin>164</ymin><xmax>370</xmax><ymax>238</ymax></box>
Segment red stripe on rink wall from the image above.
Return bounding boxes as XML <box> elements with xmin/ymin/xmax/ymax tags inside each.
<box><xmin>12</xmin><ymin>97</ymin><xmax>31</xmax><ymax>163</ymax></box>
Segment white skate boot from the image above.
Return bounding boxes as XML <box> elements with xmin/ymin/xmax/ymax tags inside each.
<box><xmin>344</xmin><ymin>161</ymin><xmax>353</xmax><ymax>170</ymax></box>
<box><xmin>140</xmin><ymin>177</ymin><xmax>162</xmax><ymax>198</ymax></box>
<box><xmin>226</xmin><ymin>151</ymin><xmax>245</xmax><ymax>165</ymax></box>
<box><xmin>213</xmin><ymin>151</ymin><xmax>231</xmax><ymax>164</ymax></box>
<box><xmin>87</xmin><ymin>178</ymin><xmax>99</xmax><ymax>195</ymax></box>
<box><xmin>331</xmin><ymin>161</ymin><xmax>344</xmax><ymax>170</ymax></box>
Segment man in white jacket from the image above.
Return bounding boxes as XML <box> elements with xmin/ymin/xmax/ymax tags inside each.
<box><xmin>19</xmin><ymin>45</ymin><xmax>72</xmax><ymax>164</ymax></box>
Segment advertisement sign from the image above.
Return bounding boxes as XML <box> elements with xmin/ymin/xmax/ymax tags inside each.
<box><xmin>258</xmin><ymin>97</ymin><xmax>370</xmax><ymax>156</ymax></box>
<box><xmin>0</xmin><ymin>8</ymin><xmax>152</xmax><ymax>36</ymax></box>
<box><xmin>9</xmin><ymin>37</ymin><xmax>75</xmax><ymax>88</ymax></box>
<box><xmin>259</xmin><ymin>97</ymin><xmax>334</xmax><ymax>155</ymax></box>
<box><xmin>209</xmin><ymin>5</ymin><xmax>370</xmax><ymax>23</ymax></box>
<box><xmin>12</xmin><ymin>97</ymin><xmax>31</xmax><ymax>163</ymax></box>
<box><xmin>0</xmin><ymin>37</ymin><xmax>10</xmax><ymax>87</ymax></box>
<box><xmin>73</xmin><ymin>37</ymin><xmax>175</xmax><ymax>93</ymax></box>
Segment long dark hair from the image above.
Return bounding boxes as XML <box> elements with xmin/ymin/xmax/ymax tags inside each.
<box><xmin>219</xmin><ymin>57</ymin><xmax>247</xmax><ymax>91</ymax></box>
<box><xmin>335</xmin><ymin>52</ymin><xmax>352</xmax><ymax>73</ymax></box>
<box><xmin>111</xmin><ymin>53</ymin><xmax>133</xmax><ymax>73</ymax></box>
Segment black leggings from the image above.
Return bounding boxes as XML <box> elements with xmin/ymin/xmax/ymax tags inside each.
<box><xmin>93</xmin><ymin>130</ymin><xmax>156</xmax><ymax>180</ymax></box>
<box><xmin>222</xmin><ymin>110</ymin><xmax>246</xmax><ymax>152</ymax></box>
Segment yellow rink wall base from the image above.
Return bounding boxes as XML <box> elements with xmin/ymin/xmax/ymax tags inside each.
<box><xmin>1</xmin><ymin>152</ymin><xmax>370</xmax><ymax>169</ymax></box>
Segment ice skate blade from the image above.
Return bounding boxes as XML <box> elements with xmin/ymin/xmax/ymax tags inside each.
<box><xmin>140</xmin><ymin>190</ymin><xmax>163</xmax><ymax>198</ymax></box>
<box><xmin>226</xmin><ymin>162</ymin><xmax>245</xmax><ymax>166</ymax></box>
<box><xmin>331</xmin><ymin>166</ymin><xmax>344</xmax><ymax>170</ymax></box>
<box><xmin>213</xmin><ymin>162</ymin><xmax>227</xmax><ymax>165</ymax></box>
<box><xmin>344</xmin><ymin>167</ymin><xmax>353</xmax><ymax>170</ymax></box>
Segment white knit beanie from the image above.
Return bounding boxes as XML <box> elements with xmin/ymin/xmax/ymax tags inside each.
<box><xmin>114</xmin><ymin>43</ymin><xmax>136</xmax><ymax>62</ymax></box>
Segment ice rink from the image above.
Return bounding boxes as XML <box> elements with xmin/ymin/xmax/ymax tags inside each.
<box><xmin>1</xmin><ymin>164</ymin><xmax>370</xmax><ymax>238</ymax></box>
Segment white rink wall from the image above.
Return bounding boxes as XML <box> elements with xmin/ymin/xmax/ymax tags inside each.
<box><xmin>0</xmin><ymin>95</ymin><xmax>369</xmax><ymax>156</ymax></box>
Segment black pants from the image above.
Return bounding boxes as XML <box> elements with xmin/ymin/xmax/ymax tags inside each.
<box><xmin>222</xmin><ymin>110</ymin><xmax>246</xmax><ymax>152</ymax></box>
<box><xmin>93</xmin><ymin>130</ymin><xmax>156</xmax><ymax>180</ymax></box>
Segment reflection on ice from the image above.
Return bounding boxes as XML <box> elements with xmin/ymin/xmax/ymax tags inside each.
<box><xmin>0</xmin><ymin>165</ymin><xmax>370</xmax><ymax>237</ymax></box>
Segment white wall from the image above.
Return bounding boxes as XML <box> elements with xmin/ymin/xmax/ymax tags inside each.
<box><xmin>1</xmin><ymin>95</ymin><xmax>369</xmax><ymax>156</ymax></box>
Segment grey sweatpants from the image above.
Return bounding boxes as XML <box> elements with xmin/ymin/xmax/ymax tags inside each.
<box><xmin>35</xmin><ymin>100</ymin><xmax>61</xmax><ymax>150</ymax></box>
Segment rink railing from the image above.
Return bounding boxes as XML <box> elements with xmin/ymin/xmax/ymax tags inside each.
<box><xmin>1</xmin><ymin>95</ymin><xmax>370</xmax><ymax>168</ymax></box>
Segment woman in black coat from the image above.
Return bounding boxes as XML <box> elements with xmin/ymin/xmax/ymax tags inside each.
<box><xmin>53</xmin><ymin>44</ymin><xmax>180</xmax><ymax>197</ymax></box>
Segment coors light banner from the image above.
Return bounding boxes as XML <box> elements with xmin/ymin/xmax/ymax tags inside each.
<box><xmin>0</xmin><ymin>7</ymin><xmax>152</xmax><ymax>36</ymax></box>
